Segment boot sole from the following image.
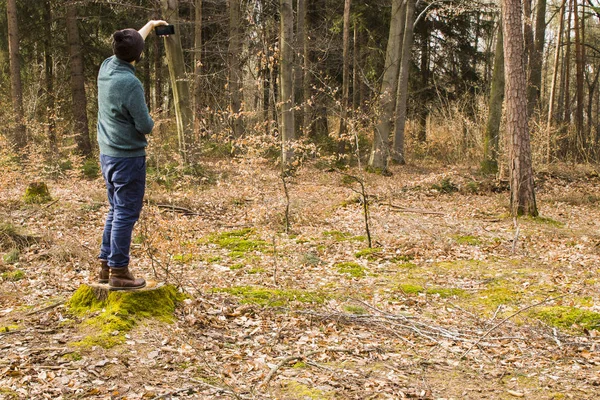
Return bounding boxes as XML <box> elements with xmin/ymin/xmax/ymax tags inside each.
<box><xmin>108</xmin><ymin>283</ymin><xmax>147</xmax><ymax>291</ymax></box>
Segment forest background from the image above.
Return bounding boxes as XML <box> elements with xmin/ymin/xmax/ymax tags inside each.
<box><xmin>2</xmin><ymin>0</ymin><xmax>600</xmax><ymax>398</ymax></box>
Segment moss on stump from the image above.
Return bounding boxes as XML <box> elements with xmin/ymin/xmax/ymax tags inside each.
<box><xmin>67</xmin><ymin>283</ymin><xmax>184</xmax><ymax>348</ymax></box>
<box><xmin>23</xmin><ymin>182</ymin><xmax>52</xmax><ymax>204</ymax></box>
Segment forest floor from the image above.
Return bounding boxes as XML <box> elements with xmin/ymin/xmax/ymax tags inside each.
<box><xmin>2</xmin><ymin>153</ymin><xmax>600</xmax><ymax>399</ymax></box>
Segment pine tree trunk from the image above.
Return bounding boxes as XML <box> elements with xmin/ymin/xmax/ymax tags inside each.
<box><xmin>302</xmin><ymin>0</ymin><xmax>311</xmax><ymax>137</ymax></box>
<box><xmin>194</xmin><ymin>0</ymin><xmax>203</xmax><ymax>137</ymax></box>
<box><xmin>229</xmin><ymin>0</ymin><xmax>243</xmax><ymax>138</ymax></box>
<box><xmin>337</xmin><ymin>0</ymin><xmax>352</xmax><ymax>155</ymax></box>
<box><xmin>7</xmin><ymin>0</ymin><xmax>26</xmax><ymax>149</ymax></box>
<box><xmin>527</xmin><ymin>0</ymin><xmax>546</xmax><ymax>116</ymax></box>
<box><xmin>503</xmin><ymin>0</ymin><xmax>538</xmax><ymax>217</ymax></box>
<box><xmin>161</xmin><ymin>0</ymin><xmax>194</xmax><ymax>162</ymax></box>
<box><xmin>66</xmin><ymin>2</ymin><xmax>92</xmax><ymax>157</ymax></box>
<box><xmin>482</xmin><ymin>22</ymin><xmax>504</xmax><ymax>174</ymax></box>
<box><xmin>368</xmin><ymin>0</ymin><xmax>405</xmax><ymax>172</ymax></box>
<box><xmin>547</xmin><ymin>0</ymin><xmax>566</xmax><ymax>162</ymax></box>
<box><xmin>44</xmin><ymin>0</ymin><xmax>56</xmax><ymax>151</ymax></box>
<box><xmin>391</xmin><ymin>0</ymin><xmax>416</xmax><ymax>165</ymax></box>
<box><xmin>574</xmin><ymin>0</ymin><xmax>585</xmax><ymax>159</ymax></box>
<box><xmin>295</xmin><ymin>0</ymin><xmax>306</xmax><ymax>135</ymax></box>
<box><xmin>280</xmin><ymin>0</ymin><xmax>295</xmax><ymax>166</ymax></box>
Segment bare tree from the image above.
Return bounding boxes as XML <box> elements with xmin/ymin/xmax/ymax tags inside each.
<box><xmin>161</xmin><ymin>0</ymin><xmax>194</xmax><ymax>162</ymax></box>
<box><xmin>391</xmin><ymin>0</ymin><xmax>416</xmax><ymax>164</ymax></box>
<box><xmin>503</xmin><ymin>0</ymin><xmax>538</xmax><ymax>216</ymax></box>
<box><xmin>368</xmin><ymin>0</ymin><xmax>406</xmax><ymax>172</ymax></box>
<box><xmin>7</xmin><ymin>0</ymin><xmax>26</xmax><ymax>149</ymax></box>
<box><xmin>66</xmin><ymin>1</ymin><xmax>92</xmax><ymax>157</ymax></box>
<box><xmin>280</xmin><ymin>0</ymin><xmax>295</xmax><ymax>166</ymax></box>
<box><xmin>527</xmin><ymin>0</ymin><xmax>546</xmax><ymax>116</ymax></box>
<box><xmin>229</xmin><ymin>0</ymin><xmax>244</xmax><ymax>138</ymax></box>
<box><xmin>193</xmin><ymin>0</ymin><xmax>203</xmax><ymax>137</ymax></box>
<box><xmin>337</xmin><ymin>0</ymin><xmax>352</xmax><ymax>154</ymax></box>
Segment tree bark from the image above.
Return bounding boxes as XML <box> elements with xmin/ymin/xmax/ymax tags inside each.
<box><xmin>368</xmin><ymin>0</ymin><xmax>405</xmax><ymax>172</ymax></box>
<box><xmin>391</xmin><ymin>0</ymin><xmax>416</xmax><ymax>164</ymax></box>
<box><xmin>482</xmin><ymin>21</ymin><xmax>504</xmax><ymax>174</ymax></box>
<box><xmin>337</xmin><ymin>0</ymin><xmax>352</xmax><ymax>155</ymax></box>
<box><xmin>44</xmin><ymin>0</ymin><xmax>56</xmax><ymax>151</ymax></box>
<box><xmin>527</xmin><ymin>0</ymin><xmax>546</xmax><ymax>116</ymax></box>
<box><xmin>280</xmin><ymin>0</ymin><xmax>295</xmax><ymax>166</ymax></box>
<box><xmin>194</xmin><ymin>0</ymin><xmax>203</xmax><ymax>137</ymax></box>
<box><xmin>547</xmin><ymin>0</ymin><xmax>566</xmax><ymax>162</ymax></box>
<box><xmin>296</xmin><ymin>0</ymin><xmax>306</xmax><ymax>135</ymax></box>
<box><xmin>66</xmin><ymin>1</ymin><xmax>92</xmax><ymax>157</ymax></box>
<box><xmin>161</xmin><ymin>0</ymin><xmax>194</xmax><ymax>162</ymax></box>
<box><xmin>503</xmin><ymin>0</ymin><xmax>538</xmax><ymax>217</ymax></box>
<box><xmin>7</xmin><ymin>0</ymin><xmax>26</xmax><ymax>149</ymax></box>
<box><xmin>229</xmin><ymin>0</ymin><xmax>243</xmax><ymax>138</ymax></box>
<box><xmin>574</xmin><ymin>0</ymin><xmax>585</xmax><ymax>158</ymax></box>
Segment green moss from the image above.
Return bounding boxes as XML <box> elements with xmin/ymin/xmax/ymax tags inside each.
<box><xmin>343</xmin><ymin>305</ymin><xmax>368</xmax><ymax>314</ymax></box>
<box><xmin>0</xmin><ymin>387</ymin><xmax>19</xmax><ymax>399</ymax></box>
<box><xmin>453</xmin><ymin>235</ymin><xmax>481</xmax><ymax>246</ymax></box>
<box><xmin>132</xmin><ymin>234</ymin><xmax>146</xmax><ymax>245</ymax></box>
<box><xmin>204</xmin><ymin>228</ymin><xmax>268</xmax><ymax>257</ymax></box>
<box><xmin>62</xmin><ymin>352</ymin><xmax>82</xmax><ymax>361</ymax></box>
<box><xmin>302</xmin><ymin>252</ymin><xmax>322</xmax><ymax>266</ymax></box>
<box><xmin>471</xmin><ymin>281</ymin><xmax>521</xmax><ymax>311</ymax></box>
<box><xmin>432</xmin><ymin>178</ymin><xmax>458</xmax><ymax>194</ymax></box>
<box><xmin>400</xmin><ymin>284</ymin><xmax>424</xmax><ymax>294</ymax></box>
<box><xmin>391</xmin><ymin>255</ymin><xmax>413</xmax><ymax>263</ymax></box>
<box><xmin>229</xmin><ymin>263</ymin><xmax>244</xmax><ymax>270</ymax></box>
<box><xmin>283</xmin><ymin>381</ymin><xmax>334</xmax><ymax>399</ymax></box>
<box><xmin>527</xmin><ymin>216</ymin><xmax>564</xmax><ymax>228</ymax></box>
<box><xmin>68</xmin><ymin>284</ymin><xmax>183</xmax><ymax>348</ymax></box>
<box><xmin>206</xmin><ymin>256</ymin><xmax>222</xmax><ymax>263</ymax></box>
<box><xmin>533</xmin><ymin>306</ymin><xmax>600</xmax><ymax>331</ymax></box>
<box><xmin>23</xmin><ymin>182</ymin><xmax>52</xmax><ymax>204</ymax></box>
<box><xmin>1</xmin><ymin>325</ymin><xmax>19</xmax><ymax>332</ymax></box>
<box><xmin>172</xmin><ymin>253</ymin><xmax>194</xmax><ymax>263</ymax></box>
<box><xmin>355</xmin><ymin>248</ymin><xmax>381</xmax><ymax>259</ymax></box>
<box><xmin>3</xmin><ymin>249</ymin><xmax>19</xmax><ymax>264</ymax></box>
<box><xmin>292</xmin><ymin>361</ymin><xmax>307</xmax><ymax>368</ymax></box>
<box><xmin>323</xmin><ymin>230</ymin><xmax>365</xmax><ymax>242</ymax></box>
<box><xmin>213</xmin><ymin>286</ymin><xmax>327</xmax><ymax>307</ymax></box>
<box><xmin>1</xmin><ymin>269</ymin><xmax>24</xmax><ymax>281</ymax></box>
<box><xmin>336</xmin><ymin>262</ymin><xmax>366</xmax><ymax>278</ymax></box>
<box><xmin>426</xmin><ymin>287</ymin><xmax>466</xmax><ymax>298</ymax></box>
<box><xmin>247</xmin><ymin>267</ymin><xmax>264</xmax><ymax>274</ymax></box>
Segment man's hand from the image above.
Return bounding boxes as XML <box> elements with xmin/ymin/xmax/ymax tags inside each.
<box><xmin>138</xmin><ymin>20</ymin><xmax>169</xmax><ymax>40</ymax></box>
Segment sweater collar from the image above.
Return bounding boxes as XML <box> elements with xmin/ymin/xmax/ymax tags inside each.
<box><xmin>111</xmin><ymin>55</ymin><xmax>136</xmax><ymax>72</ymax></box>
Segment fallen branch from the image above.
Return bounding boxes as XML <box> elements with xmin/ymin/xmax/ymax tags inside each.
<box><xmin>25</xmin><ymin>301</ymin><xmax>64</xmax><ymax>316</ymax></box>
<box><xmin>156</xmin><ymin>204</ymin><xmax>201</xmax><ymax>216</ymax></box>
<box><xmin>382</xmin><ymin>203</ymin><xmax>446</xmax><ymax>215</ymax></box>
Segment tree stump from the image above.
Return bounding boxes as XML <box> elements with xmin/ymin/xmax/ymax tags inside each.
<box><xmin>67</xmin><ymin>282</ymin><xmax>183</xmax><ymax>348</ymax></box>
<box><xmin>23</xmin><ymin>182</ymin><xmax>52</xmax><ymax>204</ymax></box>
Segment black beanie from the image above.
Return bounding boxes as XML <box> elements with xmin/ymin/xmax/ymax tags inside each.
<box><xmin>112</xmin><ymin>29</ymin><xmax>144</xmax><ymax>63</ymax></box>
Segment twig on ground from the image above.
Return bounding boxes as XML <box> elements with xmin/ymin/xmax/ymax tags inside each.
<box><xmin>382</xmin><ymin>203</ymin><xmax>446</xmax><ymax>216</ymax></box>
<box><xmin>25</xmin><ymin>301</ymin><xmax>64</xmax><ymax>316</ymax></box>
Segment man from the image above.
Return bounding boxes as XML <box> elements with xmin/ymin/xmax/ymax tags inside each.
<box><xmin>97</xmin><ymin>20</ymin><xmax>167</xmax><ymax>290</ymax></box>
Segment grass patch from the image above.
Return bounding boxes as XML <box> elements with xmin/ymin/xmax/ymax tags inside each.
<box><xmin>432</xmin><ymin>178</ymin><xmax>458</xmax><ymax>194</ymax></box>
<box><xmin>452</xmin><ymin>235</ymin><xmax>481</xmax><ymax>246</ymax></box>
<box><xmin>527</xmin><ymin>216</ymin><xmax>564</xmax><ymax>228</ymax></box>
<box><xmin>81</xmin><ymin>158</ymin><xmax>100</xmax><ymax>179</ymax></box>
<box><xmin>355</xmin><ymin>248</ymin><xmax>381</xmax><ymax>259</ymax></box>
<box><xmin>399</xmin><ymin>284</ymin><xmax>424</xmax><ymax>294</ymax></box>
<box><xmin>213</xmin><ymin>286</ymin><xmax>327</xmax><ymax>307</ymax></box>
<box><xmin>229</xmin><ymin>263</ymin><xmax>244</xmax><ymax>270</ymax></box>
<box><xmin>3</xmin><ymin>249</ymin><xmax>19</xmax><ymax>264</ymax></box>
<box><xmin>533</xmin><ymin>306</ymin><xmax>600</xmax><ymax>331</ymax></box>
<box><xmin>1</xmin><ymin>269</ymin><xmax>25</xmax><ymax>281</ymax></box>
<box><xmin>282</xmin><ymin>381</ymin><xmax>335</xmax><ymax>400</ymax></box>
<box><xmin>426</xmin><ymin>287</ymin><xmax>466</xmax><ymax>298</ymax></box>
<box><xmin>336</xmin><ymin>262</ymin><xmax>366</xmax><ymax>278</ymax></box>
<box><xmin>0</xmin><ymin>223</ymin><xmax>39</xmax><ymax>250</ymax></box>
<box><xmin>343</xmin><ymin>305</ymin><xmax>368</xmax><ymax>314</ymax></box>
<box><xmin>205</xmin><ymin>228</ymin><xmax>268</xmax><ymax>258</ymax></box>
<box><xmin>323</xmin><ymin>230</ymin><xmax>366</xmax><ymax>242</ymax></box>
<box><xmin>67</xmin><ymin>284</ymin><xmax>183</xmax><ymax>348</ymax></box>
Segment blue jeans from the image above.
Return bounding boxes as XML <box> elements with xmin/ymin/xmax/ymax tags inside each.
<box><xmin>99</xmin><ymin>154</ymin><xmax>146</xmax><ymax>268</ymax></box>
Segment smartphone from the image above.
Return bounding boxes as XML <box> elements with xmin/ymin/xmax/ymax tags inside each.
<box><xmin>155</xmin><ymin>25</ymin><xmax>175</xmax><ymax>36</ymax></box>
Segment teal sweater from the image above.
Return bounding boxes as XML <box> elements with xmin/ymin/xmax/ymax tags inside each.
<box><xmin>97</xmin><ymin>56</ymin><xmax>154</xmax><ymax>157</ymax></box>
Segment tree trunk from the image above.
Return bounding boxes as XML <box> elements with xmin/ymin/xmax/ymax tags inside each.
<box><xmin>302</xmin><ymin>0</ymin><xmax>311</xmax><ymax>137</ymax></box>
<box><xmin>522</xmin><ymin>0</ymin><xmax>534</xmax><ymax>72</ymax></box>
<box><xmin>296</xmin><ymin>0</ymin><xmax>306</xmax><ymax>135</ymax></box>
<box><xmin>194</xmin><ymin>0</ymin><xmax>203</xmax><ymax>137</ymax></box>
<box><xmin>280</xmin><ymin>0</ymin><xmax>295</xmax><ymax>166</ymax></box>
<box><xmin>44</xmin><ymin>0</ymin><xmax>56</xmax><ymax>151</ymax></box>
<box><xmin>368</xmin><ymin>0</ymin><xmax>405</xmax><ymax>172</ymax></box>
<box><xmin>547</xmin><ymin>0</ymin><xmax>566</xmax><ymax>162</ymax></box>
<box><xmin>337</xmin><ymin>0</ymin><xmax>352</xmax><ymax>155</ymax></box>
<box><xmin>527</xmin><ymin>0</ymin><xmax>546</xmax><ymax>116</ymax></box>
<box><xmin>503</xmin><ymin>0</ymin><xmax>538</xmax><ymax>217</ymax></box>
<box><xmin>161</xmin><ymin>0</ymin><xmax>194</xmax><ymax>162</ymax></box>
<box><xmin>7</xmin><ymin>0</ymin><xmax>26</xmax><ymax>149</ymax></box>
<box><xmin>574</xmin><ymin>0</ymin><xmax>585</xmax><ymax>158</ymax></box>
<box><xmin>391</xmin><ymin>0</ymin><xmax>416</xmax><ymax>165</ymax></box>
<box><xmin>229</xmin><ymin>0</ymin><xmax>243</xmax><ymax>138</ymax></box>
<box><xmin>482</xmin><ymin>21</ymin><xmax>504</xmax><ymax>174</ymax></box>
<box><xmin>65</xmin><ymin>1</ymin><xmax>92</xmax><ymax>157</ymax></box>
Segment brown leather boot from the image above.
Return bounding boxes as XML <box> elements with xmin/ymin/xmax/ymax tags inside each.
<box><xmin>99</xmin><ymin>260</ymin><xmax>110</xmax><ymax>284</ymax></box>
<box><xmin>109</xmin><ymin>266</ymin><xmax>146</xmax><ymax>290</ymax></box>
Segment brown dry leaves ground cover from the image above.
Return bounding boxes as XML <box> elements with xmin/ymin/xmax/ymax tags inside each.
<box><xmin>1</xmin><ymin>152</ymin><xmax>600</xmax><ymax>399</ymax></box>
